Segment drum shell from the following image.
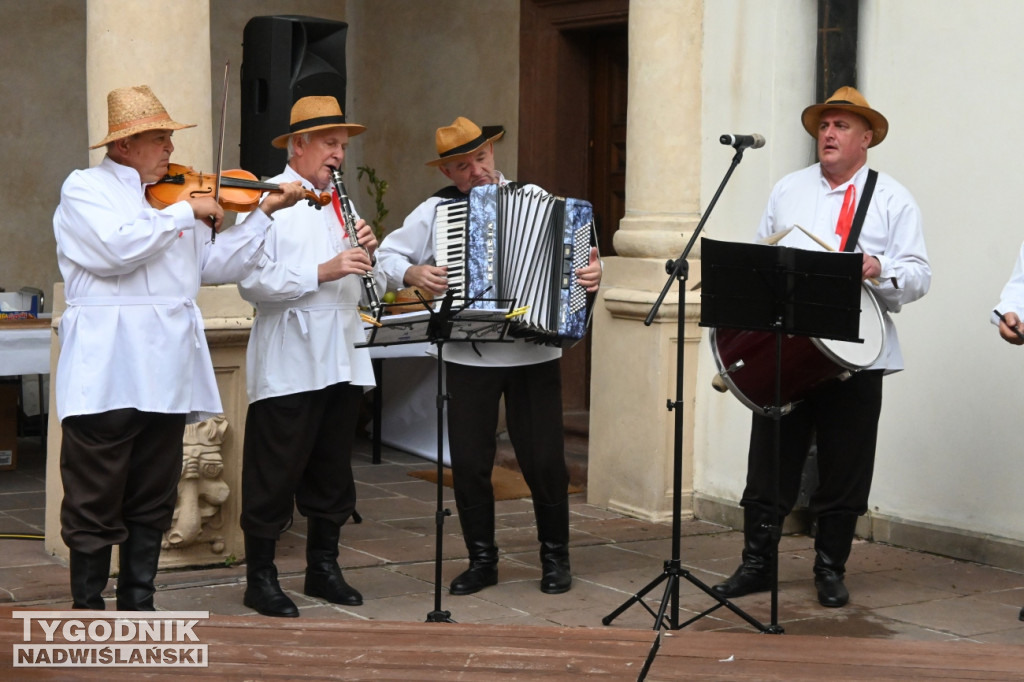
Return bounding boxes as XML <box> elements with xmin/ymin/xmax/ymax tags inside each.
<box><xmin>711</xmin><ymin>328</ymin><xmax>850</xmax><ymax>414</ymax></box>
<box><xmin>710</xmin><ymin>284</ymin><xmax>886</xmax><ymax>415</ymax></box>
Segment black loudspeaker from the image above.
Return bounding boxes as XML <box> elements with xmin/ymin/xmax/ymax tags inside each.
<box><xmin>240</xmin><ymin>15</ymin><xmax>348</xmax><ymax>178</ymax></box>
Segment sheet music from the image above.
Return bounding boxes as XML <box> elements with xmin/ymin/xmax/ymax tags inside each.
<box><xmin>359</xmin><ymin>304</ymin><xmax>512</xmax><ymax>348</ymax></box>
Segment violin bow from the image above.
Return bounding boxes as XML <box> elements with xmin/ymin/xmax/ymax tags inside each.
<box><xmin>210</xmin><ymin>60</ymin><xmax>230</xmax><ymax>243</ymax></box>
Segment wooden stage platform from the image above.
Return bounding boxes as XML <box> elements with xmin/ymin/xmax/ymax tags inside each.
<box><xmin>2</xmin><ymin>607</ymin><xmax>1023</xmax><ymax>680</ymax></box>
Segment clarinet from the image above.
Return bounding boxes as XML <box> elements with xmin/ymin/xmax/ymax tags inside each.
<box><xmin>328</xmin><ymin>165</ymin><xmax>381</xmax><ymax>314</ymax></box>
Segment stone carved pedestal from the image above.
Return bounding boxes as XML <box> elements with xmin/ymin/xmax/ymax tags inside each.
<box><xmin>164</xmin><ymin>416</ymin><xmax>231</xmax><ymax>557</ymax></box>
<box><xmin>44</xmin><ymin>284</ymin><xmax>252</xmax><ymax>571</ymax></box>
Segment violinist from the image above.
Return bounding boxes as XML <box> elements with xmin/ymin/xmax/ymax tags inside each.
<box><xmin>52</xmin><ymin>84</ymin><xmax>304</xmax><ymax>611</ymax></box>
<box><xmin>217</xmin><ymin>95</ymin><xmax>383</xmax><ymax>618</ymax></box>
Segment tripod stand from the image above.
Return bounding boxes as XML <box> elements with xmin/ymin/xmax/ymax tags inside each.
<box><xmin>603</xmin><ymin>143</ymin><xmax>767</xmax><ymax>633</ymax></box>
<box><xmin>425</xmin><ymin>291</ymin><xmax>457</xmax><ymax>623</ymax></box>
<box><xmin>360</xmin><ymin>290</ymin><xmax>511</xmax><ymax>623</ymax></box>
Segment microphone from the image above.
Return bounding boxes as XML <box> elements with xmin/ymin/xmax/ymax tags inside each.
<box><xmin>719</xmin><ymin>133</ymin><xmax>765</xmax><ymax>149</ymax></box>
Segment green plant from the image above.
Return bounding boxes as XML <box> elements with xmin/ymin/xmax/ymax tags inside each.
<box><xmin>357</xmin><ymin>165</ymin><xmax>389</xmax><ymax>240</ymax></box>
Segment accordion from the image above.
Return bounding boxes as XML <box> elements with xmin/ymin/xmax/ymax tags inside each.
<box><xmin>435</xmin><ymin>183</ymin><xmax>596</xmax><ymax>347</ymax></box>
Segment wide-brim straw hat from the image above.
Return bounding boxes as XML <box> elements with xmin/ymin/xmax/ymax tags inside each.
<box><xmin>426</xmin><ymin>116</ymin><xmax>505</xmax><ymax>167</ymax></box>
<box><xmin>271</xmin><ymin>96</ymin><xmax>366</xmax><ymax>149</ymax></box>
<box><xmin>801</xmin><ymin>86</ymin><xmax>888</xmax><ymax>147</ymax></box>
<box><xmin>89</xmin><ymin>85</ymin><xmax>195</xmax><ymax>149</ymax></box>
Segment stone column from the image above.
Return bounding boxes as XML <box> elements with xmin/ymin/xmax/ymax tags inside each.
<box><xmin>45</xmin><ymin>1</ymin><xmax>247</xmax><ymax>570</ymax></box>
<box><xmin>587</xmin><ymin>0</ymin><xmax>705</xmax><ymax>521</ymax></box>
<box><xmin>86</xmin><ymin>0</ymin><xmax>213</xmax><ymax>169</ymax></box>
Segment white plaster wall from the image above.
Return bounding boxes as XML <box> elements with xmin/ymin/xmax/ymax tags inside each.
<box><xmin>859</xmin><ymin>0</ymin><xmax>1024</xmax><ymax>539</ymax></box>
<box><xmin>346</xmin><ymin>0</ymin><xmax>520</xmax><ymax>238</ymax></box>
<box><xmin>695</xmin><ymin>0</ymin><xmax>818</xmax><ymax>503</ymax></box>
<box><xmin>695</xmin><ymin>0</ymin><xmax>1024</xmax><ymax>543</ymax></box>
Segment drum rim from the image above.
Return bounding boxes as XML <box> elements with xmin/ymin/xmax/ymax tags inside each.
<box><xmin>709</xmin><ymin>326</ymin><xmax>775</xmax><ymax>416</ymax></box>
<box><xmin>810</xmin><ymin>285</ymin><xmax>887</xmax><ymax>370</ymax></box>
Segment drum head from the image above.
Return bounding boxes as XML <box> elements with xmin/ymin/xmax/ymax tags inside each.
<box><xmin>814</xmin><ymin>285</ymin><xmax>885</xmax><ymax>369</ymax></box>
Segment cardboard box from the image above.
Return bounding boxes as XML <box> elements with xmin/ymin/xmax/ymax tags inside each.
<box><xmin>0</xmin><ymin>291</ymin><xmax>39</xmax><ymax>320</ymax></box>
<box><xmin>0</xmin><ymin>381</ymin><xmax>18</xmax><ymax>471</ymax></box>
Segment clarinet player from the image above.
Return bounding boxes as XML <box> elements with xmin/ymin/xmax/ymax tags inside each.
<box><xmin>218</xmin><ymin>96</ymin><xmax>384</xmax><ymax>617</ymax></box>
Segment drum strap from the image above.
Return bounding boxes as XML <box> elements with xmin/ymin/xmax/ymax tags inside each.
<box><xmin>843</xmin><ymin>169</ymin><xmax>878</xmax><ymax>252</ymax></box>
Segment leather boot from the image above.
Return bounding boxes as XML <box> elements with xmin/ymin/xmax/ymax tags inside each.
<box><xmin>303</xmin><ymin>517</ymin><xmax>362</xmax><ymax>606</ymax></box>
<box><xmin>69</xmin><ymin>546</ymin><xmax>112</xmax><ymax>610</ymax></box>
<box><xmin>116</xmin><ymin>523</ymin><xmax>164</xmax><ymax>611</ymax></box>
<box><xmin>449</xmin><ymin>503</ymin><xmax>498</xmax><ymax>596</ymax></box>
<box><xmin>712</xmin><ymin>506</ymin><xmax>778</xmax><ymax>598</ymax></box>
<box><xmin>814</xmin><ymin>513</ymin><xmax>858</xmax><ymax>608</ymax></box>
<box><xmin>535</xmin><ymin>500</ymin><xmax>572</xmax><ymax>594</ymax></box>
<box><xmin>243</xmin><ymin>535</ymin><xmax>299</xmax><ymax>617</ymax></box>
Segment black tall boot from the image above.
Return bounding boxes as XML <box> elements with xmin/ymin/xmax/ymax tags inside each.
<box><xmin>534</xmin><ymin>499</ymin><xmax>572</xmax><ymax>594</ymax></box>
<box><xmin>69</xmin><ymin>546</ymin><xmax>112</xmax><ymax>610</ymax></box>
<box><xmin>303</xmin><ymin>517</ymin><xmax>362</xmax><ymax>606</ymax></box>
<box><xmin>116</xmin><ymin>523</ymin><xmax>164</xmax><ymax>611</ymax></box>
<box><xmin>813</xmin><ymin>513</ymin><xmax>858</xmax><ymax>608</ymax></box>
<box><xmin>449</xmin><ymin>503</ymin><xmax>498</xmax><ymax>596</ymax></box>
<box><xmin>712</xmin><ymin>506</ymin><xmax>778</xmax><ymax>598</ymax></box>
<box><xmin>243</xmin><ymin>535</ymin><xmax>299</xmax><ymax>617</ymax></box>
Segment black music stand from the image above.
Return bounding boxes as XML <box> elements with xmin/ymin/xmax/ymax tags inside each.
<box><xmin>359</xmin><ymin>290</ymin><xmax>513</xmax><ymax>623</ymax></box>
<box><xmin>603</xmin><ymin>143</ymin><xmax>769</xmax><ymax>634</ymax></box>
<box><xmin>700</xmin><ymin>236</ymin><xmax>863</xmax><ymax>632</ymax></box>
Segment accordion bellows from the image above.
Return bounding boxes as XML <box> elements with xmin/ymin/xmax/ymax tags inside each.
<box><xmin>435</xmin><ymin>184</ymin><xmax>596</xmax><ymax>347</ymax></box>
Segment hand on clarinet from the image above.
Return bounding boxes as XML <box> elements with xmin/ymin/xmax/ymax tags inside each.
<box><xmin>403</xmin><ymin>264</ymin><xmax>449</xmax><ymax>296</ymax></box>
<box><xmin>318</xmin><ymin>248</ymin><xmax>375</xmax><ymax>285</ymax></box>
<box><xmin>575</xmin><ymin>247</ymin><xmax>602</xmax><ymax>293</ymax></box>
<box><xmin>352</xmin><ymin>218</ymin><xmax>379</xmax><ymax>258</ymax></box>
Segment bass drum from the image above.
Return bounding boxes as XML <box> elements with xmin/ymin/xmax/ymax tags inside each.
<box><xmin>710</xmin><ymin>285</ymin><xmax>885</xmax><ymax>415</ymax></box>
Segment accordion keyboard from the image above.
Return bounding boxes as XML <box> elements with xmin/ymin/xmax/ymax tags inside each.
<box><xmin>434</xmin><ymin>199</ymin><xmax>468</xmax><ymax>297</ymax></box>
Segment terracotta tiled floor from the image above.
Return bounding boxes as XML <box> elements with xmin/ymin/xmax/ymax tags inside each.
<box><xmin>1</xmin><ymin>435</ymin><xmax>1022</xmax><ymax>644</ymax></box>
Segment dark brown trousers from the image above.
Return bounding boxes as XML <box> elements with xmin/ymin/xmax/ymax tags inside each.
<box><xmin>60</xmin><ymin>409</ymin><xmax>185</xmax><ymax>553</ymax></box>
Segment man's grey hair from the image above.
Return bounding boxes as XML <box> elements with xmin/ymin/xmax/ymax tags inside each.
<box><xmin>286</xmin><ymin>132</ymin><xmax>312</xmax><ymax>160</ymax></box>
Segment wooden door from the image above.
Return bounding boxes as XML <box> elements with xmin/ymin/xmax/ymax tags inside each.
<box><xmin>519</xmin><ymin>0</ymin><xmax>628</xmax><ymax>438</ymax></box>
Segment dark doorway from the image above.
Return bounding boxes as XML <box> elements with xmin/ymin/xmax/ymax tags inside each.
<box><xmin>518</xmin><ymin>0</ymin><xmax>628</xmax><ymax>463</ymax></box>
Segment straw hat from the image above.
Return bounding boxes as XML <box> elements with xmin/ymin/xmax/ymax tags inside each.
<box><xmin>89</xmin><ymin>85</ymin><xmax>195</xmax><ymax>149</ymax></box>
<box><xmin>271</xmin><ymin>96</ymin><xmax>366</xmax><ymax>149</ymax></box>
<box><xmin>801</xmin><ymin>86</ymin><xmax>888</xmax><ymax>147</ymax></box>
<box><xmin>426</xmin><ymin>117</ymin><xmax>505</xmax><ymax>167</ymax></box>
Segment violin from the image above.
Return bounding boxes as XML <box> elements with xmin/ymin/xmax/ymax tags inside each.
<box><xmin>146</xmin><ymin>163</ymin><xmax>331</xmax><ymax>213</ymax></box>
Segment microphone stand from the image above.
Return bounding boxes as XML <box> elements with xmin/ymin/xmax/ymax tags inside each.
<box><xmin>602</xmin><ymin>142</ymin><xmax>768</xmax><ymax>633</ymax></box>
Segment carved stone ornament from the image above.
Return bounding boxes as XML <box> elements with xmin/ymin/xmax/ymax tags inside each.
<box><xmin>164</xmin><ymin>415</ymin><xmax>231</xmax><ymax>553</ymax></box>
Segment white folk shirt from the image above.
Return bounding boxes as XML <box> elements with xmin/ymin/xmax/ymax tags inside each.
<box><xmin>53</xmin><ymin>155</ymin><xmax>273</xmax><ymax>422</ymax></box>
<box><xmin>376</xmin><ymin>173</ymin><xmax>562</xmax><ymax>368</ymax></box>
<box><xmin>993</xmin><ymin>241</ymin><xmax>1024</xmax><ymax>325</ymax></box>
<box><xmin>756</xmin><ymin>163</ymin><xmax>931</xmax><ymax>372</ymax></box>
<box><xmin>229</xmin><ymin>164</ymin><xmax>384</xmax><ymax>403</ymax></box>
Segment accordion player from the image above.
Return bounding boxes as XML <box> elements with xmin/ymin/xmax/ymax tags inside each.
<box><xmin>434</xmin><ymin>183</ymin><xmax>598</xmax><ymax>347</ymax></box>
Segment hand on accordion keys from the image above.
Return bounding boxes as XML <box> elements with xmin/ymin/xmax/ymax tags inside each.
<box><xmin>575</xmin><ymin>246</ymin><xmax>602</xmax><ymax>293</ymax></box>
<box><xmin>403</xmin><ymin>264</ymin><xmax>449</xmax><ymax>296</ymax></box>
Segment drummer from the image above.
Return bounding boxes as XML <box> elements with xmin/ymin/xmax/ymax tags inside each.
<box><xmin>711</xmin><ymin>87</ymin><xmax>931</xmax><ymax>608</ymax></box>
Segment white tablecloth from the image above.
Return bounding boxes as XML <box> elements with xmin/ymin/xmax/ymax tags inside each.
<box><xmin>0</xmin><ymin>326</ymin><xmax>51</xmax><ymax>376</ymax></box>
<box><xmin>368</xmin><ymin>342</ymin><xmax>451</xmax><ymax>465</ymax></box>
<box><xmin>0</xmin><ymin>321</ymin><xmax>51</xmax><ymax>417</ymax></box>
